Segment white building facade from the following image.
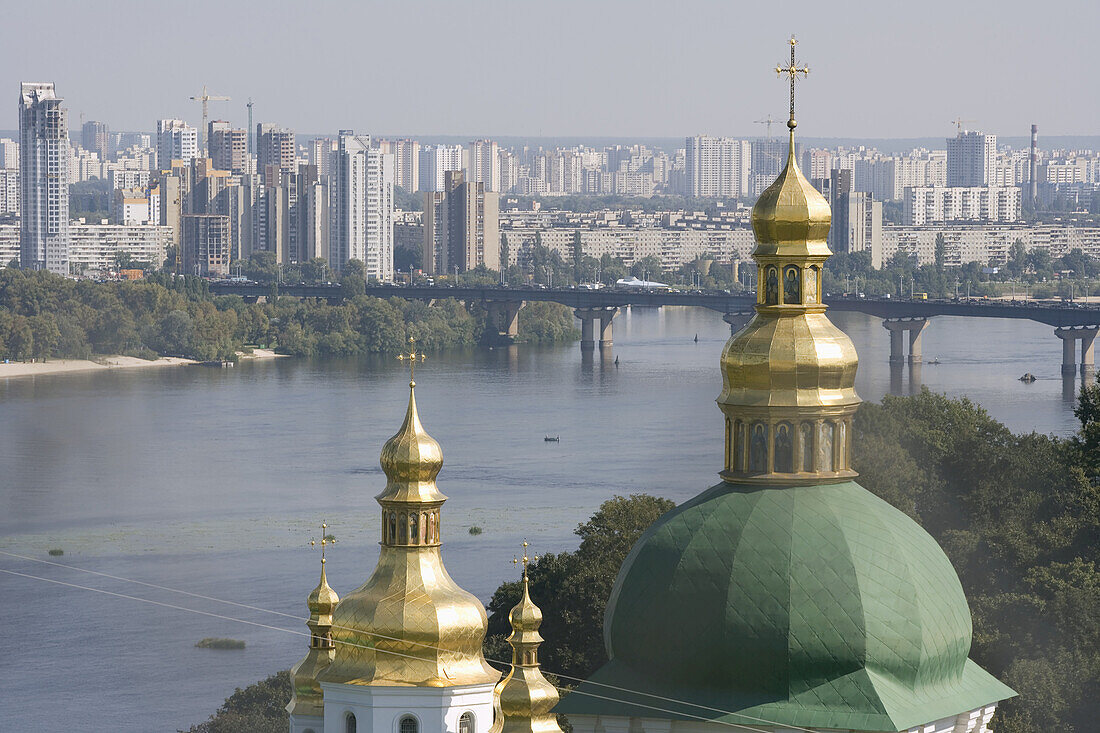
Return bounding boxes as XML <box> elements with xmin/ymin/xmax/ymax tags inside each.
<box><xmin>334</xmin><ymin>131</ymin><xmax>394</xmax><ymax>280</ymax></box>
<box><xmin>19</xmin><ymin>82</ymin><xmax>70</xmax><ymax>273</ymax></box>
<box><xmin>156</xmin><ymin>119</ymin><xmax>198</xmax><ymax>170</ymax></box>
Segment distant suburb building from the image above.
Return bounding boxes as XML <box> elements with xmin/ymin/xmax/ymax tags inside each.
<box><xmin>19</xmin><ymin>81</ymin><xmax>70</xmax><ymax>273</ymax></box>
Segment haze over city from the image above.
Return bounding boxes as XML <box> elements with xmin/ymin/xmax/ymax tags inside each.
<box><xmin>5</xmin><ymin>0</ymin><xmax>1099</xmax><ymax>138</ymax></box>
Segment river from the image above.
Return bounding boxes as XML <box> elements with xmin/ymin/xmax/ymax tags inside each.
<box><xmin>0</xmin><ymin>307</ymin><xmax>1083</xmax><ymax>732</ymax></box>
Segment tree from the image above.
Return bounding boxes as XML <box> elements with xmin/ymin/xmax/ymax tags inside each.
<box><xmin>300</xmin><ymin>258</ymin><xmax>329</xmax><ymax>284</ymax></box>
<box><xmin>29</xmin><ymin>314</ymin><xmax>60</xmax><ymax>361</ymax></box>
<box><xmin>340</xmin><ymin>259</ymin><xmax>368</xmax><ymax>297</ymax></box>
<box><xmin>484</xmin><ymin>494</ymin><xmax>676</xmax><ymax>680</ymax></box>
<box><xmin>934</xmin><ymin>233</ymin><xmax>946</xmax><ymax>272</ymax></box>
<box><xmin>183</xmin><ymin>670</ymin><xmax>290</xmax><ymax>733</ymax></box>
<box><xmin>8</xmin><ymin>315</ymin><xmax>33</xmax><ymax>361</ymax></box>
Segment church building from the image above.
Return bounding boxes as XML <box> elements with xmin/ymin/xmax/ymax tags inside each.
<box><xmin>288</xmin><ymin>38</ymin><xmax>1015</xmax><ymax>733</ymax></box>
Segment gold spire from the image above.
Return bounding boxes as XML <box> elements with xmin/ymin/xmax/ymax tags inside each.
<box><xmin>319</xmin><ymin>370</ymin><xmax>499</xmax><ymax>689</ymax></box>
<box><xmin>490</xmin><ymin>545</ymin><xmax>563</xmax><ymax>733</ymax></box>
<box><xmin>288</xmin><ymin>523</ymin><xmax>341</xmax><ymax>719</ymax></box>
<box><xmin>719</xmin><ymin>37</ymin><xmax>860</xmax><ymax>485</ymax></box>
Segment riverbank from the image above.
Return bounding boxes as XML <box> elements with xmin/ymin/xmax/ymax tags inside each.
<box><xmin>0</xmin><ymin>355</ymin><xmax>195</xmax><ymax>379</ymax></box>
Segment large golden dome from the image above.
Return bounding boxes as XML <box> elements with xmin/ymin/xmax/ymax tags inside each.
<box><xmin>319</xmin><ymin>381</ymin><xmax>500</xmax><ymax>688</ymax></box>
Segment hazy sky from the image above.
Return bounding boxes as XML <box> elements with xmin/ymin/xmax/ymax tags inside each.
<box><xmin>4</xmin><ymin>0</ymin><xmax>1097</xmax><ymax>140</ymax></box>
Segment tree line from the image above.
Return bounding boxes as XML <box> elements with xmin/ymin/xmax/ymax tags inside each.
<box><xmin>0</xmin><ymin>267</ymin><xmax>579</xmax><ymax>363</ymax></box>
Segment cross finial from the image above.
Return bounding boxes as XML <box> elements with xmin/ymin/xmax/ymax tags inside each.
<box><xmin>775</xmin><ymin>35</ymin><xmax>810</xmax><ymax>130</ymax></box>
<box><xmin>512</xmin><ymin>540</ymin><xmax>538</xmax><ymax>581</ymax></box>
<box><xmin>310</xmin><ymin>521</ymin><xmax>335</xmax><ymax>565</ymax></box>
<box><xmin>396</xmin><ymin>337</ymin><xmax>426</xmax><ymax>386</ymax></box>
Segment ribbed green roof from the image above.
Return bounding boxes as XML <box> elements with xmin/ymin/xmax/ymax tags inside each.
<box><xmin>556</xmin><ymin>481</ymin><xmax>1014</xmax><ymax>731</ymax></box>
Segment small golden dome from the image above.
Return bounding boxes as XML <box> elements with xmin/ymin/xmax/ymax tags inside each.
<box><xmin>508</xmin><ymin>577</ymin><xmax>544</xmax><ymax>636</ymax></box>
<box><xmin>751</xmin><ymin>130</ymin><xmax>831</xmax><ymax>254</ymax></box>
<box><xmin>307</xmin><ymin>562</ymin><xmax>339</xmax><ymax>616</ymax></box>
<box><xmin>377</xmin><ymin>381</ymin><xmax>447</xmax><ymax>504</ymax></box>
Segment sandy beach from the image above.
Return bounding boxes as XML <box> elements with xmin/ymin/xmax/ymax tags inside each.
<box><xmin>237</xmin><ymin>348</ymin><xmax>287</xmax><ymax>360</ymax></box>
<box><xmin>0</xmin><ymin>355</ymin><xmax>195</xmax><ymax>379</ymax></box>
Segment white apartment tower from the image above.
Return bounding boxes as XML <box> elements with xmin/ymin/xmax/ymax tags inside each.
<box><xmin>947</xmin><ymin>130</ymin><xmax>996</xmax><ymax>187</ymax></box>
<box><xmin>466</xmin><ymin>139</ymin><xmax>500</xmax><ymax>191</ymax></box>
<box><xmin>685</xmin><ymin>136</ymin><xmax>751</xmax><ymax>198</ymax></box>
<box><xmin>334</xmin><ymin>131</ymin><xmax>394</xmax><ymax>281</ymax></box>
<box><xmin>378</xmin><ymin>138</ymin><xmax>420</xmax><ymax>192</ymax></box>
<box><xmin>19</xmin><ymin>82</ymin><xmax>70</xmax><ymax>273</ymax></box>
<box><xmin>156</xmin><ymin>119</ymin><xmax>198</xmax><ymax>170</ymax></box>
<box><xmin>418</xmin><ymin>144</ymin><xmax>462</xmax><ymax>192</ymax></box>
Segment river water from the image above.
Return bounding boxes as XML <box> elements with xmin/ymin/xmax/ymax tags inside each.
<box><xmin>0</xmin><ymin>307</ymin><xmax>1082</xmax><ymax>732</ymax></box>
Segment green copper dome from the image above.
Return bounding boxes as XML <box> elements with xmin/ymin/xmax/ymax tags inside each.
<box><xmin>556</xmin><ymin>481</ymin><xmax>1014</xmax><ymax>731</ymax></box>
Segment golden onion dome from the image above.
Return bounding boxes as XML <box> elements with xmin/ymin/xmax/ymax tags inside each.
<box><xmin>751</xmin><ymin>127</ymin><xmax>831</xmax><ymax>254</ymax></box>
<box><xmin>377</xmin><ymin>380</ymin><xmax>447</xmax><ymax>503</ymax></box>
<box><xmin>319</xmin><ymin>378</ymin><xmax>499</xmax><ymax>689</ymax></box>
<box><xmin>508</xmin><ymin>577</ymin><xmax>544</xmax><ymax>636</ymax></box>
<box><xmin>718</xmin><ymin>118</ymin><xmax>859</xmax><ymax>485</ymax></box>
<box><xmin>307</xmin><ymin>562</ymin><xmax>339</xmax><ymax>616</ymax></box>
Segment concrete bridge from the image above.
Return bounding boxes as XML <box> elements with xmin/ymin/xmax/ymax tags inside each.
<box><xmin>208</xmin><ymin>282</ymin><xmax>1100</xmax><ymax>374</ymax></box>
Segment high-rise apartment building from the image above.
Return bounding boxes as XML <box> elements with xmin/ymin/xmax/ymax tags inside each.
<box><xmin>378</xmin><ymin>139</ymin><xmax>420</xmax><ymax>193</ymax></box>
<box><xmin>685</xmin><ymin>136</ymin><xmax>751</xmax><ymax>198</ymax></box>
<box><xmin>156</xmin><ymin>119</ymin><xmax>197</xmax><ymax>170</ymax></box>
<box><xmin>81</xmin><ymin>120</ymin><xmax>109</xmax><ymax>162</ymax></box>
<box><xmin>208</xmin><ymin>121</ymin><xmax>247</xmax><ymax>174</ymax></box>
<box><xmin>309</xmin><ymin>138</ymin><xmax>336</xmax><ymax>178</ymax></box>
<box><xmin>181</xmin><ymin>214</ymin><xmax>231</xmax><ymax>276</ymax></box>
<box><xmin>256</xmin><ymin>123</ymin><xmax>296</xmax><ymax>177</ymax></box>
<box><xmin>751</xmin><ymin>138</ymin><xmax>791</xmax><ymax>195</ymax></box>
<box><xmin>467</xmin><ymin>139</ymin><xmax>500</xmax><ymax>192</ymax></box>
<box><xmin>0</xmin><ymin>169</ymin><xmax>19</xmax><ymax>217</ymax></box>
<box><xmin>19</xmin><ymin>82</ymin><xmax>70</xmax><ymax>273</ymax></box>
<box><xmin>418</xmin><ymin>144</ymin><xmax>463</xmax><ymax>192</ymax></box>
<box><xmin>0</xmin><ymin>138</ymin><xmax>19</xmax><ymax>169</ymax></box>
<box><xmin>830</xmin><ymin>192</ymin><xmax>883</xmax><ymax>268</ymax></box>
<box><xmin>334</xmin><ymin>131</ymin><xmax>394</xmax><ymax>280</ymax></box>
<box><xmin>947</xmin><ymin>130</ymin><xmax>996</xmax><ymax>187</ymax></box>
<box><xmin>422</xmin><ymin>170</ymin><xmax>499</xmax><ymax>275</ymax></box>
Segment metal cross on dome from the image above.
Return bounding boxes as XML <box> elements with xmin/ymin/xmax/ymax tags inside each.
<box><xmin>776</xmin><ymin>36</ymin><xmax>810</xmax><ymax>127</ymax></box>
<box><xmin>310</xmin><ymin>521</ymin><xmax>334</xmax><ymax>565</ymax></box>
<box><xmin>513</xmin><ymin>540</ymin><xmax>538</xmax><ymax>581</ymax></box>
<box><xmin>397</xmin><ymin>337</ymin><xmax>426</xmax><ymax>383</ymax></box>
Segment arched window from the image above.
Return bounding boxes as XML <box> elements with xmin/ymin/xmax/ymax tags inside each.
<box><xmin>346</xmin><ymin>713</ymin><xmax>357</xmax><ymax>733</ymax></box>
<box><xmin>399</xmin><ymin>512</ymin><xmax>408</xmax><ymax>543</ymax></box>
<box><xmin>818</xmin><ymin>422</ymin><xmax>835</xmax><ymax>472</ymax></box>
<box><xmin>459</xmin><ymin>712</ymin><xmax>475</xmax><ymax>733</ymax></box>
<box><xmin>836</xmin><ymin>420</ymin><xmax>847</xmax><ymax>469</ymax></box>
<box><xmin>409</xmin><ymin>513</ymin><xmax>419</xmax><ymax>544</ymax></box>
<box><xmin>783</xmin><ymin>266</ymin><xmax>800</xmax><ymax>304</ymax></box>
<box><xmin>388</xmin><ymin>512</ymin><xmax>397</xmax><ymax>544</ymax></box>
<box><xmin>800</xmin><ymin>422</ymin><xmax>814</xmax><ymax>472</ymax></box>
<box><xmin>774</xmin><ymin>422</ymin><xmax>793</xmax><ymax>473</ymax></box>
<box><xmin>749</xmin><ymin>423</ymin><xmax>768</xmax><ymax>473</ymax></box>
<box><xmin>400</xmin><ymin>716</ymin><xmax>419</xmax><ymax>733</ymax></box>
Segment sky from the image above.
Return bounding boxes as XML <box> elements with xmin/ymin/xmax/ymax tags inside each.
<box><xmin>3</xmin><ymin>0</ymin><xmax>1097</xmax><ymax>140</ymax></box>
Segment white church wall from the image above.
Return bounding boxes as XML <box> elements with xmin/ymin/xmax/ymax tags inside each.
<box><xmin>320</xmin><ymin>682</ymin><xmax>496</xmax><ymax>733</ymax></box>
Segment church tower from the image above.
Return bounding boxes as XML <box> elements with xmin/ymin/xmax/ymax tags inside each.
<box><xmin>556</xmin><ymin>38</ymin><xmax>1015</xmax><ymax>733</ymax></box>
<box><xmin>295</xmin><ymin>345</ymin><xmax>501</xmax><ymax>733</ymax></box>
<box><xmin>489</xmin><ymin>545</ymin><xmax>563</xmax><ymax>733</ymax></box>
<box><xmin>288</xmin><ymin>529</ymin><xmax>340</xmax><ymax>733</ymax></box>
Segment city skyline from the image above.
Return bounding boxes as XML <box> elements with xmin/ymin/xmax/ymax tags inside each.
<box><xmin>3</xmin><ymin>0</ymin><xmax>1099</xmax><ymax>139</ymax></box>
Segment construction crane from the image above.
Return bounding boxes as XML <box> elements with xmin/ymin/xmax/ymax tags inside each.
<box><xmin>950</xmin><ymin>117</ymin><xmax>977</xmax><ymax>133</ymax></box>
<box><xmin>754</xmin><ymin>114</ymin><xmax>778</xmax><ymax>138</ymax></box>
<box><xmin>246</xmin><ymin>98</ymin><xmax>254</xmax><ymax>158</ymax></box>
<box><xmin>190</xmin><ymin>85</ymin><xmax>230</xmax><ymax>155</ymax></box>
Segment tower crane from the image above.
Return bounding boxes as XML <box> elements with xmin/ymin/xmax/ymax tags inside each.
<box><xmin>754</xmin><ymin>114</ymin><xmax>778</xmax><ymax>139</ymax></box>
<box><xmin>950</xmin><ymin>117</ymin><xmax>977</xmax><ymax>133</ymax></box>
<box><xmin>190</xmin><ymin>85</ymin><xmax>231</xmax><ymax>155</ymax></box>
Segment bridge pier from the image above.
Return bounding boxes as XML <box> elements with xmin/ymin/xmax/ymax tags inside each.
<box><xmin>1055</xmin><ymin>326</ymin><xmax>1099</xmax><ymax>376</ymax></box>
<box><xmin>883</xmin><ymin>318</ymin><xmax>929</xmax><ymax>364</ymax></box>
<box><xmin>722</xmin><ymin>311</ymin><xmax>753</xmax><ymax>335</ymax></box>
<box><xmin>485</xmin><ymin>301</ymin><xmax>524</xmax><ymax>345</ymax></box>
<box><xmin>575</xmin><ymin>307</ymin><xmax>618</xmax><ymax>350</ymax></box>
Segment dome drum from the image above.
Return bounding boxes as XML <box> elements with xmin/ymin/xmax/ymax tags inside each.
<box><xmin>721</xmin><ymin>409</ymin><xmax>855</xmax><ymax>484</ymax></box>
<box><xmin>753</xmin><ymin>258</ymin><xmax>826</xmax><ymax>309</ymax></box>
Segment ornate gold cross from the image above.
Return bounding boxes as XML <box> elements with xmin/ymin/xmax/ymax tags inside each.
<box><xmin>310</xmin><ymin>521</ymin><xmax>334</xmax><ymax>565</ymax></box>
<box><xmin>776</xmin><ymin>35</ymin><xmax>809</xmax><ymax>127</ymax></box>
<box><xmin>513</xmin><ymin>540</ymin><xmax>538</xmax><ymax>581</ymax></box>
<box><xmin>397</xmin><ymin>337</ymin><xmax>426</xmax><ymax>384</ymax></box>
